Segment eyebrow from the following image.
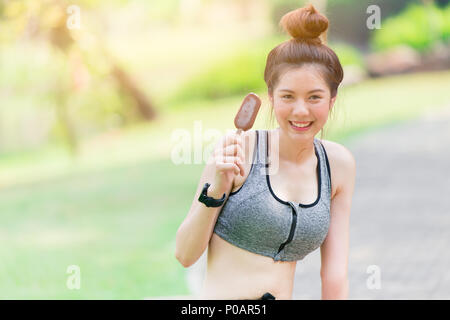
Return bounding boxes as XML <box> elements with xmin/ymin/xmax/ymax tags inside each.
<box><xmin>279</xmin><ymin>88</ymin><xmax>325</xmax><ymax>94</ymax></box>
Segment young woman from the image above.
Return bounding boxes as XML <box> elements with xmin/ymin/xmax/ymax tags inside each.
<box><xmin>175</xmin><ymin>4</ymin><xmax>356</xmax><ymax>300</ymax></box>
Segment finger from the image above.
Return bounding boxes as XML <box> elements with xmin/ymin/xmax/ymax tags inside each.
<box><xmin>218</xmin><ymin>155</ymin><xmax>245</xmax><ymax>177</ymax></box>
<box><xmin>217</xmin><ymin>156</ymin><xmax>243</xmax><ymax>175</ymax></box>
<box><xmin>220</xmin><ymin>144</ymin><xmax>244</xmax><ymax>161</ymax></box>
<box><xmin>216</xmin><ymin>155</ymin><xmax>242</xmax><ymax>166</ymax></box>
<box><xmin>236</xmin><ymin>160</ymin><xmax>245</xmax><ymax>176</ymax></box>
<box><xmin>216</xmin><ymin>162</ymin><xmax>240</xmax><ymax>175</ymax></box>
<box><xmin>222</xmin><ymin>133</ymin><xmax>243</xmax><ymax>149</ymax></box>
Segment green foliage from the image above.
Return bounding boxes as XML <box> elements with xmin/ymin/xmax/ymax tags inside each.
<box><xmin>371</xmin><ymin>3</ymin><xmax>450</xmax><ymax>52</ymax></box>
<box><xmin>268</xmin><ymin>0</ymin><xmax>307</xmax><ymax>29</ymax></box>
<box><xmin>170</xmin><ymin>47</ymin><xmax>268</xmax><ymax>104</ymax></box>
<box><xmin>330</xmin><ymin>42</ymin><xmax>365</xmax><ymax>68</ymax></box>
<box><xmin>171</xmin><ymin>38</ymin><xmax>365</xmax><ymax>105</ymax></box>
<box><xmin>443</xmin><ymin>5</ymin><xmax>450</xmax><ymax>41</ymax></box>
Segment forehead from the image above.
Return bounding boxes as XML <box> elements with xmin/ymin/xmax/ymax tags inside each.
<box><xmin>276</xmin><ymin>64</ymin><xmax>327</xmax><ymax>92</ymax></box>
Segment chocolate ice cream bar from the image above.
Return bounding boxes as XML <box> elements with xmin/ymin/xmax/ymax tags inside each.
<box><xmin>234</xmin><ymin>93</ymin><xmax>261</xmax><ymax>134</ymax></box>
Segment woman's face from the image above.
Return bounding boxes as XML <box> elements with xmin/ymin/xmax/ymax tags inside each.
<box><xmin>269</xmin><ymin>63</ymin><xmax>336</xmax><ymax>140</ymax></box>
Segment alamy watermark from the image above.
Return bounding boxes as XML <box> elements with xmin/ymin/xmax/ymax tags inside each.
<box><xmin>366</xmin><ymin>264</ymin><xmax>381</xmax><ymax>290</ymax></box>
<box><xmin>366</xmin><ymin>5</ymin><xmax>381</xmax><ymax>30</ymax></box>
<box><xmin>171</xmin><ymin>120</ymin><xmax>280</xmax><ymax>175</ymax></box>
<box><xmin>66</xmin><ymin>5</ymin><xmax>81</xmax><ymax>30</ymax></box>
<box><xmin>66</xmin><ymin>265</ymin><xmax>81</xmax><ymax>290</ymax></box>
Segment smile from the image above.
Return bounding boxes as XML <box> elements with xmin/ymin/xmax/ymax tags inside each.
<box><xmin>289</xmin><ymin>121</ymin><xmax>313</xmax><ymax>131</ymax></box>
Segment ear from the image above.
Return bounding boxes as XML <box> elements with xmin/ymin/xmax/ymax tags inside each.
<box><xmin>329</xmin><ymin>96</ymin><xmax>337</xmax><ymax>111</ymax></box>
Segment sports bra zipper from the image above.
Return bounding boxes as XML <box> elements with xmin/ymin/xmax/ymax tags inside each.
<box><xmin>277</xmin><ymin>205</ymin><xmax>298</xmax><ymax>254</ymax></box>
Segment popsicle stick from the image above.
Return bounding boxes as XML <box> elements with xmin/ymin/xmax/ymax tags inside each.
<box><xmin>236</xmin><ymin>128</ymin><xmax>243</xmax><ymax>135</ymax></box>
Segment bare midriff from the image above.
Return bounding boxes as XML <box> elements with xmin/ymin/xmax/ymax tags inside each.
<box><xmin>197</xmin><ymin>233</ymin><xmax>297</xmax><ymax>300</ymax></box>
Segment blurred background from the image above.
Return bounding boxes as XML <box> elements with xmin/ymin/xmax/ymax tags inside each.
<box><xmin>0</xmin><ymin>0</ymin><xmax>449</xmax><ymax>299</ymax></box>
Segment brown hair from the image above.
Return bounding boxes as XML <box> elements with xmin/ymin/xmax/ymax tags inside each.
<box><xmin>264</xmin><ymin>4</ymin><xmax>344</xmax><ymax>136</ymax></box>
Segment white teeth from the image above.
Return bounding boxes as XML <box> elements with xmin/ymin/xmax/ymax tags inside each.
<box><xmin>290</xmin><ymin>121</ymin><xmax>311</xmax><ymax>128</ymax></box>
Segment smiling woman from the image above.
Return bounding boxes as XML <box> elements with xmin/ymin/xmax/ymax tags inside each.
<box><xmin>264</xmin><ymin>4</ymin><xmax>344</xmax><ymax>140</ymax></box>
<box><xmin>269</xmin><ymin>63</ymin><xmax>336</xmax><ymax>142</ymax></box>
<box><xmin>176</xmin><ymin>3</ymin><xmax>355</xmax><ymax>300</ymax></box>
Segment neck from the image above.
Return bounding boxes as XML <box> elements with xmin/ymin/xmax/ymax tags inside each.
<box><xmin>274</xmin><ymin>127</ymin><xmax>315</xmax><ymax>165</ymax></box>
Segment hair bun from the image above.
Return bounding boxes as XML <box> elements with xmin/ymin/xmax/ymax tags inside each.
<box><xmin>280</xmin><ymin>4</ymin><xmax>329</xmax><ymax>41</ymax></box>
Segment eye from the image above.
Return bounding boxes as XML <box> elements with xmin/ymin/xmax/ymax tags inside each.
<box><xmin>309</xmin><ymin>95</ymin><xmax>321</xmax><ymax>100</ymax></box>
<box><xmin>282</xmin><ymin>95</ymin><xmax>293</xmax><ymax>99</ymax></box>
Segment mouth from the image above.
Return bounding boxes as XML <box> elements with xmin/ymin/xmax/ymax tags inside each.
<box><xmin>289</xmin><ymin>120</ymin><xmax>313</xmax><ymax>131</ymax></box>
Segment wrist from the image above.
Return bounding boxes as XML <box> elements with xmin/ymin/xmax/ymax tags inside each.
<box><xmin>198</xmin><ymin>182</ymin><xmax>226</xmax><ymax>208</ymax></box>
<box><xmin>207</xmin><ymin>183</ymin><xmax>227</xmax><ymax>199</ymax></box>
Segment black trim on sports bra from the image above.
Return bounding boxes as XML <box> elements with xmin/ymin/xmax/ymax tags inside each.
<box><xmin>319</xmin><ymin>140</ymin><xmax>332</xmax><ymax>195</ymax></box>
<box><xmin>265</xmin><ymin>130</ymin><xmax>322</xmax><ymax>208</ymax></box>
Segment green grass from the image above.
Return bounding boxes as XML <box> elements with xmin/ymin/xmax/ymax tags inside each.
<box><xmin>0</xmin><ymin>157</ymin><xmax>203</xmax><ymax>299</ymax></box>
<box><xmin>1</xmin><ymin>70</ymin><xmax>450</xmax><ymax>298</ymax></box>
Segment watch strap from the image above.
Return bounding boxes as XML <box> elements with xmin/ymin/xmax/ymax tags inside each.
<box><xmin>198</xmin><ymin>183</ymin><xmax>226</xmax><ymax>207</ymax></box>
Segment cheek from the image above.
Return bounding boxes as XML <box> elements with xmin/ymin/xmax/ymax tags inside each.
<box><xmin>272</xmin><ymin>103</ymin><xmax>291</xmax><ymax>120</ymax></box>
<box><xmin>311</xmin><ymin>101</ymin><xmax>330</xmax><ymax>122</ymax></box>
<box><xmin>315</xmin><ymin>106</ymin><xmax>329</xmax><ymax>121</ymax></box>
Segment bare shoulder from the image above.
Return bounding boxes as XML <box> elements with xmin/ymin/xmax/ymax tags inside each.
<box><xmin>319</xmin><ymin>139</ymin><xmax>356</xmax><ymax>199</ymax></box>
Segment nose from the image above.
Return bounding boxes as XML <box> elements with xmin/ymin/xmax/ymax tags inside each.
<box><xmin>291</xmin><ymin>101</ymin><xmax>310</xmax><ymax>117</ymax></box>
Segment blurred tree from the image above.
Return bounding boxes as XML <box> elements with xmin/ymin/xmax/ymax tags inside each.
<box><xmin>371</xmin><ymin>2</ymin><xmax>448</xmax><ymax>52</ymax></box>
<box><xmin>111</xmin><ymin>64</ymin><xmax>157</xmax><ymax>121</ymax></box>
<box><xmin>266</xmin><ymin>0</ymin><xmax>423</xmax><ymax>50</ymax></box>
<box><xmin>269</xmin><ymin>0</ymin><xmax>307</xmax><ymax>30</ymax></box>
<box><xmin>436</xmin><ymin>0</ymin><xmax>450</xmax><ymax>7</ymax></box>
<box><xmin>0</xmin><ymin>0</ymin><xmax>157</xmax><ymax>155</ymax></box>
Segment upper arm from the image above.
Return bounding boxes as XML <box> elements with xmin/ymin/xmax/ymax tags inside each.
<box><xmin>320</xmin><ymin>143</ymin><xmax>356</xmax><ymax>279</ymax></box>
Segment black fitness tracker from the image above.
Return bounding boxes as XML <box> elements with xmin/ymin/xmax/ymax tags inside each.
<box><xmin>198</xmin><ymin>183</ymin><xmax>226</xmax><ymax>207</ymax></box>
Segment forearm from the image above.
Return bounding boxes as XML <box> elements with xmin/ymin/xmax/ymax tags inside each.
<box><xmin>321</xmin><ymin>277</ymin><xmax>349</xmax><ymax>300</ymax></box>
<box><xmin>175</xmin><ymin>186</ymin><xmax>226</xmax><ymax>267</ymax></box>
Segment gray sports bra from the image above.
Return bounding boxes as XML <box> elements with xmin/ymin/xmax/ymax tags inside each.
<box><xmin>213</xmin><ymin>129</ymin><xmax>332</xmax><ymax>261</ymax></box>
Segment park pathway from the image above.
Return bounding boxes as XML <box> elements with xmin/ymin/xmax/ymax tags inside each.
<box><xmin>292</xmin><ymin>105</ymin><xmax>450</xmax><ymax>299</ymax></box>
